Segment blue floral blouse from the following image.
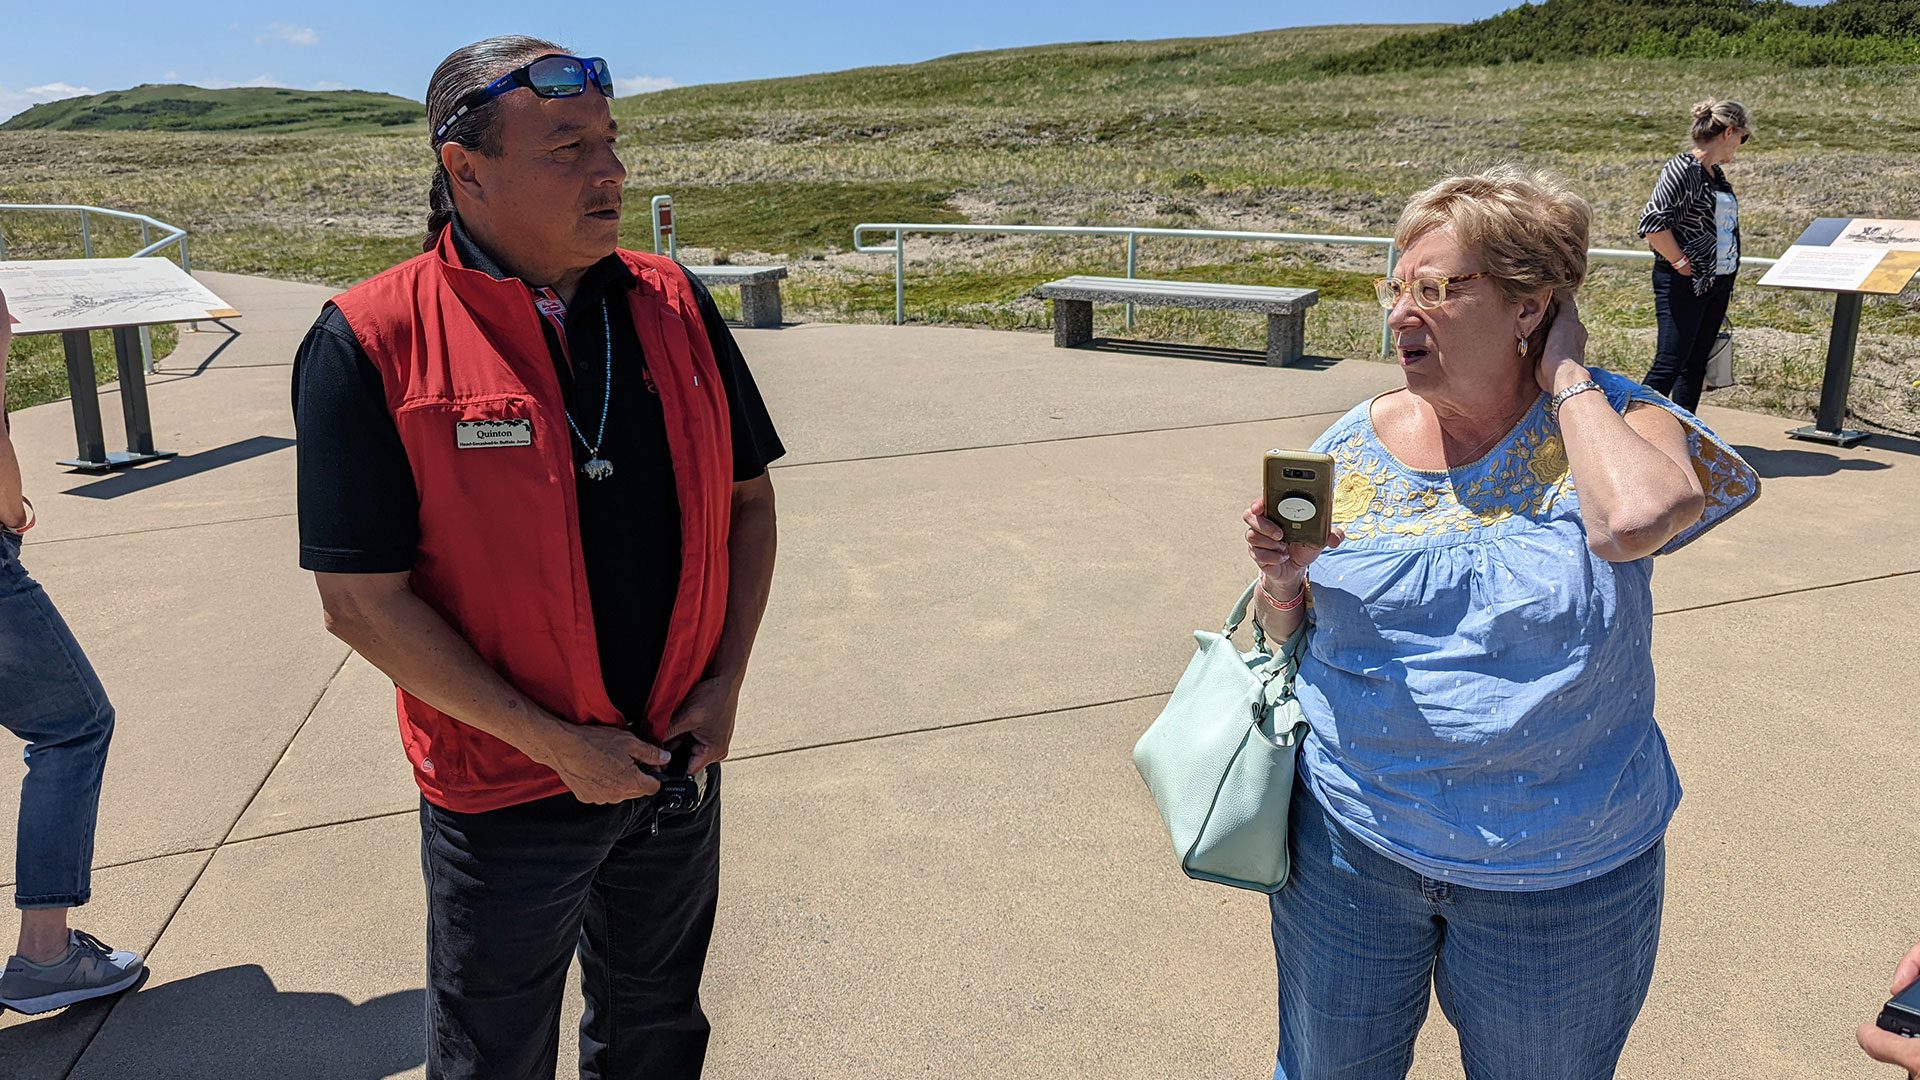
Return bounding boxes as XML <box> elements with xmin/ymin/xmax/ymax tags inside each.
<box><xmin>1295</xmin><ymin>368</ymin><xmax>1760</xmax><ymax>890</ymax></box>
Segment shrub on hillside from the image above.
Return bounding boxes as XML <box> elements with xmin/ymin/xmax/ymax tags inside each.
<box><xmin>1318</xmin><ymin>0</ymin><xmax>1920</xmax><ymax>72</ymax></box>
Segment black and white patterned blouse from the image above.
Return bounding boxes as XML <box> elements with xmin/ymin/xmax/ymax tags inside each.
<box><xmin>1637</xmin><ymin>153</ymin><xmax>1739</xmax><ymax>296</ymax></box>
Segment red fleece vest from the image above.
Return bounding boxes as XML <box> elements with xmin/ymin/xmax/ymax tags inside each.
<box><xmin>331</xmin><ymin>229</ymin><xmax>733</xmax><ymax>812</ymax></box>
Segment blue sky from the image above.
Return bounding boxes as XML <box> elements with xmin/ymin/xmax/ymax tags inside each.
<box><xmin>0</xmin><ymin>1</ymin><xmax>1527</xmax><ymax>122</ymax></box>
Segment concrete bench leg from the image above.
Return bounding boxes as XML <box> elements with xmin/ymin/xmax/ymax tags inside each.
<box><xmin>1266</xmin><ymin>312</ymin><xmax>1307</xmax><ymax>367</ymax></box>
<box><xmin>739</xmin><ymin>281</ymin><xmax>784</xmax><ymax>328</ymax></box>
<box><xmin>1052</xmin><ymin>299</ymin><xmax>1094</xmax><ymax>348</ymax></box>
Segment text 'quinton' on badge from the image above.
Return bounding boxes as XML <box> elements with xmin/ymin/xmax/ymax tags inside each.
<box><xmin>454</xmin><ymin>419</ymin><xmax>534</xmax><ymax>449</ymax></box>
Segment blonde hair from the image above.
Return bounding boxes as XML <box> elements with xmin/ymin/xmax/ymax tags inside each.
<box><xmin>1393</xmin><ymin>167</ymin><xmax>1591</xmax><ymax>362</ymax></box>
<box><xmin>1690</xmin><ymin>98</ymin><xmax>1752</xmax><ymax>145</ymax></box>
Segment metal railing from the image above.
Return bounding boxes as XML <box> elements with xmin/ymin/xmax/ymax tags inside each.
<box><xmin>0</xmin><ymin>203</ymin><xmax>194</xmax><ymax>374</ymax></box>
<box><xmin>853</xmin><ymin>222</ymin><xmax>1779</xmax><ymax>356</ymax></box>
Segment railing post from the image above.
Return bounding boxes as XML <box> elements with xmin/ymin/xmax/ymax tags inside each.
<box><xmin>139</xmin><ymin>326</ymin><xmax>155</xmax><ymax>375</ymax></box>
<box><xmin>1125</xmin><ymin>232</ymin><xmax>1138</xmax><ymax>330</ymax></box>
<box><xmin>80</xmin><ymin>208</ymin><xmax>93</xmax><ymax>258</ymax></box>
<box><xmin>0</xmin><ymin>214</ymin><xmax>8</xmax><ymax>261</ymax></box>
<box><xmin>181</xmin><ymin>235</ymin><xmax>200</xmax><ymax>332</ymax></box>
<box><xmin>1379</xmin><ymin>238</ymin><xmax>1396</xmax><ymax>358</ymax></box>
<box><xmin>894</xmin><ymin>230</ymin><xmax>905</xmax><ymax>326</ymax></box>
<box><xmin>140</xmin><ymin>221</ymin><xmax>151</xmax><ymax>252</ymax></box>
<box><xmin>651</xmin><ymin>195</ymin><xmax>674</xmax><ymax>258</ymax></box>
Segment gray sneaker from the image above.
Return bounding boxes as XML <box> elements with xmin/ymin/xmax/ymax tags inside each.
<box><xmin>0</xmin><ymin>930</ymin><xmax>144</xmax><ymax>1015</ymax></box>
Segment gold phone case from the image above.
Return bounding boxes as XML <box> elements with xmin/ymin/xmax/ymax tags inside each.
<box><xmin>1263</xmin><ymin>450</ymin><xmax>1335</xmax><ymax>547</ymax></box>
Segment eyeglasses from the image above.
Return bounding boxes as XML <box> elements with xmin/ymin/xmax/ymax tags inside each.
<box><xmin>434</xmin><ymin>54</ymin><xmax>614</xmax><ymax>143</ymax></box>
<box><xmin>1374</xmin><ymin>272</ymin><xmax>1488</xmax><ymax>310</ymax></box>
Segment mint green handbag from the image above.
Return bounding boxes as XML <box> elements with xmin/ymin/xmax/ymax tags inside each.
<box><xmin>1132</xmin><ymin>582</ymin><xmax>1310</xmax><ymax>893</ymax></box>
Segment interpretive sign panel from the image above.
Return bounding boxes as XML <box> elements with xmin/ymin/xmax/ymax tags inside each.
<box><xmin>1758</xmin><ymin>218</ymin><xmax>1920</xmax><ymax>447</ymax></box>
<box><xmin>0</xmin><ymin>258</ymin><xmax>233</xmax><ymax>471</ymax></box>
<box><xmin>0</xmin><ymin>257</ymin><xmax>238</xmax><ymax>335</ymax></box>
<box><xmin>1760</xmin><ymin>218</ymin><xmax>1920</xmax><ymax>295</ymax></box>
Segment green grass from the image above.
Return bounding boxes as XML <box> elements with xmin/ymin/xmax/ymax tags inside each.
<box><xmin>627</xmin><ymin>181</ymin><xmax>964</xmax><ymax>258</ymax></box>
<box><xmin>2</xmin><ymin>19</ymin><xmax>1917</xmax><ymax>424</ymax></box>
<box><xmin>7</xmin><ymin>325</ymin><xmax>179</xmax><ymax>416</ymax></box>
<box><xmin>1321</xmin><ymin>0</ymin><xmax>1920</xmax><ymax>73</ymax></box>
<box><xmin>1</xmin><ymin>85</ymin><xmax>422</xmax><ymax>134</ymax></box>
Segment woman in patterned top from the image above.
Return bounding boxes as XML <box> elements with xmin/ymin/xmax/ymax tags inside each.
<box><xmin>1637</xmin><ymin>99</ymin><xmax>1753</xmax><ymax>413</ymax></box>
<box><xmin>1240</xmin><ymin>168</ymin><xmax>1759</xmax><ymax>1080</ymax></box>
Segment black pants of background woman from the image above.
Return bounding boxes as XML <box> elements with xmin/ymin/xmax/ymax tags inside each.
<box><xmin>1644</xmin><ymin>264</ymin><xmax>1735</xmax><ymax>414</ymax></box>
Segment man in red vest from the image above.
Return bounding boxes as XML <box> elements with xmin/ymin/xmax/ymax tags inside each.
<box><xmin>292</xmin><ymin>36</ymin><xmax>781</xmax><ymax>1080</ymax></box>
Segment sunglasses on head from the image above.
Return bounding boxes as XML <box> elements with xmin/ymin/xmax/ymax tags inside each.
<box><xmin>434</xmin><ymin>54</ymin><xmax>614</xmax><ymax>143</ymax></box>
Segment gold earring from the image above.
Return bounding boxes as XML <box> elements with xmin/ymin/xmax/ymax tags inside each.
<box><xmin>1517</xmin><ymin>338</ymin><xmax>1527</xmax><ymax>357</ymax></box>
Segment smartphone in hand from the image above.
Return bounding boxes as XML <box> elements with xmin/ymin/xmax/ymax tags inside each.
<box><xmin>1263</xmin><ymin>449</ymin><xmax>1335</xmax><ymax>548</ymax></box>
<box><xmin>1877</xmin><ymin>976</ymin><xmax>1920</xmax><ymax>1038</ymax></box>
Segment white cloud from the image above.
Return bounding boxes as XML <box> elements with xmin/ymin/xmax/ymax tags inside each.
<box><xmin>0</xmin><ymin>82</ymin><xmax>95</xmax><ymax>123</ymax></box>
<box><xmin>260</xmin><ymin>23</ymin><xmax>320</xmax><ymax>47</ymax></box>
<box><xmin>615</xmin><ymin>75</ymin><xmax>679</xmax><ymax>96</ymax></box>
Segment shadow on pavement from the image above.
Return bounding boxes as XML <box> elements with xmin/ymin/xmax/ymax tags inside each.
<box><xmin>1733</xmin><ymin>443</ymin><xmax>1893</xmax><ymax>478</ymax></box>
<box><xmin>1080</xmin><ymin>338</ymin><xmax>1343</xmax><ymax>371</ymax></box>
<box><xmin>0</xmin><ymin>965</ymin><xmax>424</xmax><ymax>1080</ymax></box>
<box><xmin>61</xmin><ymin>436</ymin><xmax>297</xmax><ymax>499</ymax></box>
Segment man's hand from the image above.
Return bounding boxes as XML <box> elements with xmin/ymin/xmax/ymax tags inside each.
<box><xmin>1859</xmin><ymin>942</ymin><xmax>1920</xmax><ymax>1077</ymax></box>
<box><xmin>530</xmin><ymin>722</ymin><xmax>667</xmax><ymax>805</ymax></box>
<box><xmin>665</xmin><ymin>676</ymin><xmax>741</xmax><ymax>775</ymax></box>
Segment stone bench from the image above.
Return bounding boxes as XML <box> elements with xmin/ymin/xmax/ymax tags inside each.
<box><xmin>684</xmin><ymin>265</ymin><xmax>789</xmax><ymax>328</ymax></box>
<box><xmin>1032</xmin><ymin>276</ymin><xmax>1320</xmax><ymax>367</ymax></box>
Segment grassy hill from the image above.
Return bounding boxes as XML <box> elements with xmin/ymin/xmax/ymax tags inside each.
<box><xmin>0</xmin><ymin>84</ymin><xmax>422</xmax><ymax>133</ymax></box>
<box><xmin>1322</xmin><ymin>0</ymin><xmax>1920</xmax><ymax>71</ymax></box>
<box><xmin>1</xmin><ymin>14</ymin><xmax>1916</xmax><ymax>426</ymax></box>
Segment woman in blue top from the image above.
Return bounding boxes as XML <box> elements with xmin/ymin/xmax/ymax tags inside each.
<box><xmin>1241</xmin><ymin>168</ymin><xmax>1759</xmax><ymax>1080</ymax></box>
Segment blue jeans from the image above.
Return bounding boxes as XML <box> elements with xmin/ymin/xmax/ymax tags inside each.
<box><xmin>0</xmin><ymin>531</ymin><xmax>116</xmax><ymax>910</ymax></box>
<box><xmin>1271</xmin><ymin>778</ymin><xmax>1664</xmax><ymax>1080</ymax></box>
<box><xmin>1643</xmin><ymin>267</ymin><xmax>1735</xmax><ymax>414</ymax></box>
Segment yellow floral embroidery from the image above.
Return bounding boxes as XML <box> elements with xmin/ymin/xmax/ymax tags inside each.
<box><xmin>1321</xmin><ymin>373</ymin><xmax>1760</xmax><ymax>552</ymax></box>
<box><xmin>1475</xmin><ymin>505</ymin><xmax>1515</xmax><ymax>527</ymax></box>
<box><xmin>1332</xmin><ymin>472</ymin><xmax>1377</xmax><ymax>524</ymax></box>
<box><xmin>1328</xmin><ymin>419</ymin><xmax>1574</xmax><ymax>543</ymax></box>
<box><xmin>1528</xmin><ymin>435</ymin><xmax>1568</xmax><ymax>486</ymax></box>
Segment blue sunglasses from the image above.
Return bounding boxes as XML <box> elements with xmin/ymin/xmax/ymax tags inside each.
<box><xmin>434</xmin><ymin>54</ymin><xmax>614</xmax><ymax>143</ymax></box>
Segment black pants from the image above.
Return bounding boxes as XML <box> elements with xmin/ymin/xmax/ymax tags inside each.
<box><xmin>1643</xmin><ymin>266</ymin><xmax>1734</xmax><ymax>414</ymax></box>
<box><xmin>419</xmin><ymin>770</ymin><xmax>721</xmax><ymax>1080</ymax></box>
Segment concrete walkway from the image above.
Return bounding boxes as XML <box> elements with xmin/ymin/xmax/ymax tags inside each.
<box><xmin>2</xmin><ymin>269</ymin><xmax>1916</xmax><ymax>1079</ymax></box>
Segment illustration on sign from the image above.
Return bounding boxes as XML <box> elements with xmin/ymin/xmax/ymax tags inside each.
<box><xmin>0</xmin><ymin>258</ymin><xmax>240</xmax><ymax>335</ymax></box>
<box><xmin>1834</xmin><ymin>219</ymin><xmax>1920</xmax><ymax>252</ymax></box>
<box><xmin>1760</xmin><ymin>217</ymin><xmax>1920</xmax><ymax>295</ymax></box>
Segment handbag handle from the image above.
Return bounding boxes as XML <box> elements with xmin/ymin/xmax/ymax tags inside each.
<box><xmin>1223</xmin><ymin>582</ymin><xmax>1309</xmax><ymax>674</ymax></box>
<box><xmin>1223</xmin><ymin>581</ymin><xmax>1265</xmax><ymax>650</ymax></box>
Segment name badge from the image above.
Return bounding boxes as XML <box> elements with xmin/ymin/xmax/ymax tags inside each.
<box><xmin>455</xmin><ymin>419</ymin><xmax>533</xmax><ymax>449</ymax></box>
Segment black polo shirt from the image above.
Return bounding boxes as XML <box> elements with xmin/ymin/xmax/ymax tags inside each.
<box><xmin>291</xmin><ymin>218</ymin><xmax>784</xmax><ymax>725</ymax></box>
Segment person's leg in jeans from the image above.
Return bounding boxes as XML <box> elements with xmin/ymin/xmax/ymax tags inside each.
<box><xmin>421</xmin><ymin>792</ymin><xmax>628</xmax><ymax>1080</ymax></box>
<box><xmin>578</xmin><ymin>768</ymin><xmax>722</xmax><ymax>1080</ymax></box>
<box><xmin>1642</xmin><ymin>267</ymin><xmax>1707</xmax><ymax>406</ymax></box>
<box><xmin>1269</xmin><ymin>779</ymin><xmax>1444</xmax><ymax>1080</ymax></box>
<box><xmin>0</xmin><ymin>532</ymin><xmax>143</xmax><ymax>1014</ymax></box>
<box><xmin>1668</xmin><ymin>276</ymin><xmax>1736</xmax><ymax>414</ymax></box>
<box><xmin>1432</xmin><ymin>841</ymin><xmax>1666</xmax><ymax>1080</ymax></box>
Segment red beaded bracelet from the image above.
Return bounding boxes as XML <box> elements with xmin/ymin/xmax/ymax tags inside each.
<box><xmin>1259</xmin><ymin>578</ymin><xmax>1306</xmax><ymax>611</ymax></box>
